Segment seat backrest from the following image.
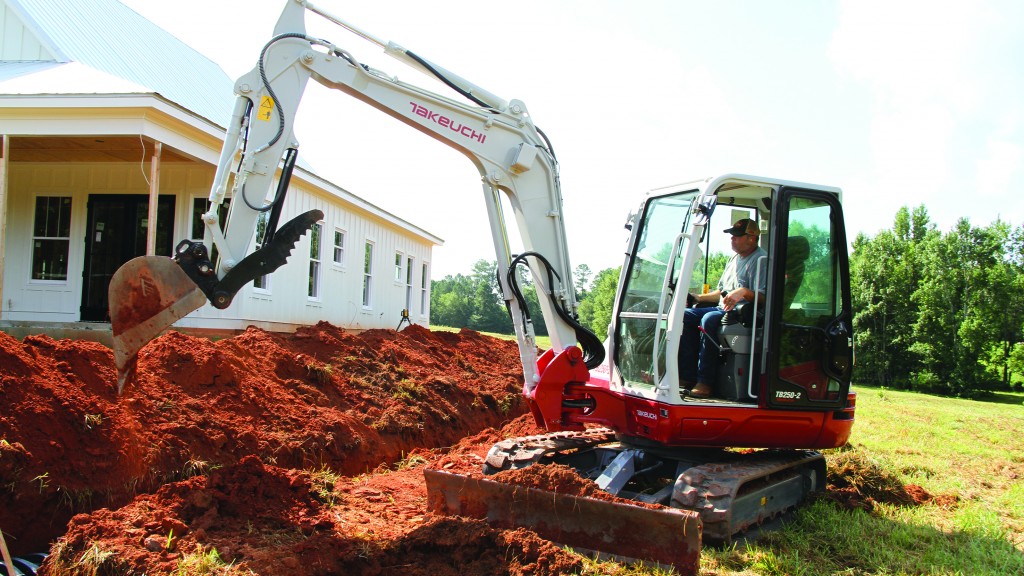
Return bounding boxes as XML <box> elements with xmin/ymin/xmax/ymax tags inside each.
<box><xmin>782</xmin><ymin>236</ymin><xmax>810</xmax><ymax>311</ymax></box>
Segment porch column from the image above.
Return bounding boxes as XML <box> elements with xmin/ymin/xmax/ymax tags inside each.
<box><xmin>0</xmin><ymin>135</ymin><xmax>8</xmax><ymax>319</ymax></box>
<box><xmin>146</xmin><ymin>142</ymin><xmax>162</xmax><ymax>255</ymax></box>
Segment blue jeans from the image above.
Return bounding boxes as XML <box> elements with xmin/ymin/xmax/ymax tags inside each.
<box><xmin>680</xmin><ymin>306</ymin><xmax>725</xmax><ymax>387</ymax></box>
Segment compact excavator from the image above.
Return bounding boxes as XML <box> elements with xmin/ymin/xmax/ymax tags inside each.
<box><xmin>108</xmin><ymin>1</ymin><xmax>855</xmax><ymax>572</ymax></box>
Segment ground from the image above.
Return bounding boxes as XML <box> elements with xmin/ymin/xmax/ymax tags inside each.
<box><xmin>0</xmin><ymin>322</ymin><xmax>943</xmax><ymax>575</ymax></box>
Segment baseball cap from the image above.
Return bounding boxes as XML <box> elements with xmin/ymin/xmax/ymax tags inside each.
<box><xmin>723</xmin><ymin>218</ymin><xmax>760</xmax><ymax>236</ymax></box>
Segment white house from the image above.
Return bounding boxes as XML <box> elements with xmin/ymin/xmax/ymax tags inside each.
<box><xmin>0</xmin><ymin>0</ymin><xmax>441</xmax><ymax>339</ymax></box>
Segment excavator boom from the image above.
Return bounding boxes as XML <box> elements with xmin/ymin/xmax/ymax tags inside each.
<box><xmin>108</xmin><ymin>0</ymin><xmax>602</xmax><ymax>391</ymax></box>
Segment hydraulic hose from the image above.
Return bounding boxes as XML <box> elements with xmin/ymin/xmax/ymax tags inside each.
<box><xmin>507</xmin><ymin>252</ymin><xmax>605</xmax><ymax>370</ymax></box>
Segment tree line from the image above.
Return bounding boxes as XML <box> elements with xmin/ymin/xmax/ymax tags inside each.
<box><xmin>431</xmin><ymin>206</ymin><xmax>1024</xmax><ymax>397</ymax></box>
<box><xmin>429</xmin><ymin>260</ymin><xmax>621</xmax><ymax>339</ymax></box>
<box><xmin>851</xmin><ymin>206</ymin><xmax>1023</xmax><ymax>396</ymax></box>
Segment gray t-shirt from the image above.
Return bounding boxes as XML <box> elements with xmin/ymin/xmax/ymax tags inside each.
<box><xmin>717</xmin><ymin>246</ymin><xmax>768</xmax><ymax>303</ymax></box>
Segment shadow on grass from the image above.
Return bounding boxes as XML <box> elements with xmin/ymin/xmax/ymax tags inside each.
<box><xmin>853</xmin><ymin>382</ymin><xmax>1024</xmax><ymax>406</ymax></box>
<box><xmin>986</xmin><ymin>390</ymin><xmax>1024</xmax><ymax>406</ymax></box>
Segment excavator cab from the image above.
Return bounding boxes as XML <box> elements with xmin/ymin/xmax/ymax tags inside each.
<box><xmin>610</xmin><ymin>174</ymin><xmax>854</xmax><ymax>414</ymax></box>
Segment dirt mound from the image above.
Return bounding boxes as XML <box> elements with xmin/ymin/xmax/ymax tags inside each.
<box><xmin>43</xmin><ymin>453</ymin><xmax>579</xmax><ymax>576</ymax></box>
<box><xmin>820</xmin><ymin>448</ymin><xmax>960</xmax><ymax>512</ymax></box>
<box><xmin>0</xmin><ymin>323</ymin><xmax>531</xmax><ymax>559</ymax></box>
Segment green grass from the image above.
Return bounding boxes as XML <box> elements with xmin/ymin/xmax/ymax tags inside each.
<box><xmin>697</xmin><ymin>386</ymin><xmax>1024</xmax><ymax>576</ymax></box>
<box><xmin>579</xmin><ymin>386</ymin><xmax>1024</xmax><ymax>575</ymax></box>
<box><xmin>429</xmin><ymin>325</ymin><xmax>551</xmax><ymax>350</ymax></box>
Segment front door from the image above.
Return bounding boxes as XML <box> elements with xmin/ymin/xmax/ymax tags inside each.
<box><xmin>613</xmin><ymin>190</ymin><xmax>700</xmax><ymax>390</ymax></box>
<box><xmin>765</xmin><ymin>188</ymin><xmax>853</xmax><ymax>409</ymax></box>
<box><xmin>80</xmin><ymin>194</ymin><xmax>175</xmax><ymax>321</ymax></box>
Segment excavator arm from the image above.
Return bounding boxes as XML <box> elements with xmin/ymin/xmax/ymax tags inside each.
<box><xmin>109</xmin><ymin>0</ymin><xmax>603</xmax><ymax>393</ymax></box>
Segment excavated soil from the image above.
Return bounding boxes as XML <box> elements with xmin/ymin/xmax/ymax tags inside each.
<box><xmin>0</xmin><ymin>322</ymin><xmax>955</xmax><ymax>575</ymax></box>
<box><xmin>0</xmin><ymin>323</ymin><xmax>589</xmax><ymax>575</ymax></box>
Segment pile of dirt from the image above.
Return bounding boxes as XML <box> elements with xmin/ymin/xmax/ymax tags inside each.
<box><xmin>45</xmin><ymin>453</ymin><xmax>581</xmax><ymax>575</ymax></box>
<box><xmin>0</xmin><ymin>322</ymin><xmax>568</xmax><ymax>574</ymax></box>
<box><xmin>820</xmin><ymin>448</ymin><xmax>960</xmax><ymax>512</ymax></box>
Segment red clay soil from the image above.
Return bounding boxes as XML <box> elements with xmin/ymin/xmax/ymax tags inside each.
<box><xmin>0</xmin><ymin>322</ymin><xmax>589</xmax><ymax>574</ymax></box>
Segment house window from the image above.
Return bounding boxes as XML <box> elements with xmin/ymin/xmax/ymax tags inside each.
<box><xmin>405</xmin><ymin>256</ymin><xmax>414</xmax><ymax>311</ymax></box>
<box><xmin>190</xmin><ymin>198</ymin><xmax>207</xmax><ymax>240</ymax></box>
<box><xmin>308</xmin><ymin>222</ymin><xmax>322</xmax><ymax>299</ymax></box>
<box><xmin>253</xmin><ymin>212</ymin><xmax>270</xmax><ymax>291</ymax></box>
<box><xmin>32</xmin><ymin>196</ymin><xmax>72</xmax><ymax>281</ymax></box>
<box><xmin>333</xmin><ymin>229</ymin><xmax>345</xmax><ymax>266</ymax></box>
<box><xmin>362</xmin><ymin>241</ymin><xmax>375</xmax><ymax>307</ymax></box>
<box><xmin>420</xmin><ymin>262</ymin><xmax>429</xmax><ymax>315</ymax></box>
<box><xmin>191</xmin><ymin>197</ymin><xmax>232</xmax><ymax>240</ymax></box>
<box><xmin>394</xmin><ymin>251</ymin><xmax>404</xmax><ymax>283</ymax></box>
<box><xmin>191</xmin><ymin>197</ymin><xmax>230</xmax><ymax>265</ymax></box>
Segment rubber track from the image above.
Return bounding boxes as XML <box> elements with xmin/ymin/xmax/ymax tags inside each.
<box><xmin>672</xmin><ymin>449</ymin><xmax>824</xmax><ymax>541</ymax></box>
<box><xmin>483</xmin><ymin>427</ymin><xmax>617</xmax><ymax>473</ymax></box>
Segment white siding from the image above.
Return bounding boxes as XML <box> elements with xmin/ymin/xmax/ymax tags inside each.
<box><xmin>3</xmin><ymin>160</ymin><xmax>436</xmax><ymax>332</ymax></box>
<box><xmin>1</xmin><ymin>5</ymin><xmax>54</xmax><ymax>61</ymax></box>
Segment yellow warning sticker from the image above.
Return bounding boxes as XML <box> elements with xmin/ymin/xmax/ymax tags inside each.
<box><xmin>257</xmin><ymin>96</ymin><xmax>274</xmax><ymax>121</ymax></box>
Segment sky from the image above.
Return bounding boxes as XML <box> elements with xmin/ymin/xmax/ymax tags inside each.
<box><xmin>120</xmin><ymin>0</ymin><xmax>1024</xmax><ymax>280</ymax></box>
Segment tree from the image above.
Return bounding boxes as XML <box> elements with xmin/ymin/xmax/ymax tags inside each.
<box><xmin>910</xmin><ymin>219</ymin><xmax>1004</xmax><ymax>396</ymax></box>
<box><xmin>573</xmin><ymin>263</ymin><xmax>593</xmax><ymax>301</ymax></box>
<box><xmin>850</xmin><ymin>206</ymin><xmax>933</xmax><ymax>387</ymax></box>
<box><xmin>430</xmin><ymin>273</ymin><xmax>474</xmax><ymax>327</ymax></box>
<box><xmin>577</xmin><ymin>267</ymin><xmax>620</xmax><ymax>340</ymax></box>
<box><xmin>467</xmin><ymin>260</ymin><xmax>513</xmax><ymax>333</ymax></box>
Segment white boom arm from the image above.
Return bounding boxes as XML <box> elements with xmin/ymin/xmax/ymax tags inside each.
<box><xmin>205</xmin><ymin>0</ymin><xmax>602</xmax><ymax>387</ymax></box>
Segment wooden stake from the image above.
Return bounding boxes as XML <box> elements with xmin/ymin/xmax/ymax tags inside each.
<box><xmin>0</xmin><ymin>527</ymin><xmax>15</xmax><ymax>576</ymax></box>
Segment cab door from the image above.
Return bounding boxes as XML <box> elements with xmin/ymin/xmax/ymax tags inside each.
<box><xmin>765</xmin><ymin>188</ymin><xmax>853</xmax><ymax>409</ymax></box>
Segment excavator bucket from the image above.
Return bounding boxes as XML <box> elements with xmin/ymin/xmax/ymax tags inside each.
<box><xmin>108</xmin><ymin>256</ymin><xmax>207</xmax><ymax>392</ymax></box>
<box><xmin>424</xmin><ymin>469</ymin><xmax>701</xmax><ymax>574</ymax></box>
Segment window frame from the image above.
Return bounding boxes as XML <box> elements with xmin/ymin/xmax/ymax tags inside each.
<box><xmin>362</xmin><ymin>240</ymin><xmax>376</xmax><ymax>309</ymax></box>
<box><xmin>420</xmin><ymin>261</ymin><xmax>430</xmax><ymax>316</ymax></box>
<box><xmin>332</xmin><ymin>228</ymin><xmax>346</xmax><ymax>267</ymax></box>
<box><xmin>308</xmin><ymin>221</ymin><xmax>323</xmax><ymax>300</ymax></box>
<box><xmin>394</xmin><ymin>251</ymin><xmax>404</xmax><ymax>284</ymax></box>
<box><xmin>30</xmin><ymin>195</ymin><xmax>73</xmax><ymax>283</ymax></box>
<box><xmin>252</xmin><ymin>211</ymin><xmax>272</xmax><ymax>293</ymax></box>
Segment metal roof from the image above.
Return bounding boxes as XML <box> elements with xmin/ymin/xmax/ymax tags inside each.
<box><xmin>3</xmin><ymin>0</ymin><xmax>233</xmax><ymax>125</ymax></box>
<box><xmin>0</xmin><ymin>60</ymin><xmax>154</xmax><ymax>94</ymax></box>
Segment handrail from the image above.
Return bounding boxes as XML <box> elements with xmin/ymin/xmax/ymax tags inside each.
<box><xmin>652</xmin><ymin>232</ymin><xmax>688</xmax><ymax>390</ymax></box>
<box><xmin>747</xmin><ymin>254</ymin><xmax>767</xmax><ymax>399</ymax></box>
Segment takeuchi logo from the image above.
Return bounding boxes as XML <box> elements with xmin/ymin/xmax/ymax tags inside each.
<box><xmin>409</xmin><ymin>102</ymin><xmax>487</xmax><ymax>144</ymax></box>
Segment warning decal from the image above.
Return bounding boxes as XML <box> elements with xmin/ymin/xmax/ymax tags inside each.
<box><xmin>257</xmin><ymin>96</ymin><xmax>274</xmax><ymax>121</ymax></box>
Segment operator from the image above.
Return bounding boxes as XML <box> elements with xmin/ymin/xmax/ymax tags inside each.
<box><xmin>681</xmin><ymin>218</ymin><xmax>767</xmax><ymax>399</ymax></box>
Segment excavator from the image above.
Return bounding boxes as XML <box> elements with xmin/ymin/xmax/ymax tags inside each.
<box><xmin>108</xmin><ymin>1</ymin><xmax>855</xmax><ymax>572</ymax></box>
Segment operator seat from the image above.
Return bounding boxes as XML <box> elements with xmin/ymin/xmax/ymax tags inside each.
<box><xmin>781</xmin><ymin>235</ymin><xmax>810</xmax><ymax>318</ymax></box>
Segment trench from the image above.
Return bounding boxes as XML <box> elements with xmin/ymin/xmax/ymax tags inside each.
<box><xmin>0</xmin><ymin>323</ymin><xmax>532</xmax><ymax>566</ymax></box>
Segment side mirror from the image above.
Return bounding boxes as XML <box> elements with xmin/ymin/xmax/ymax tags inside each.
<box><xmin>823</xmin><ymin>317</ymin><xmax>853</xmax><ymax>382</ymax></box>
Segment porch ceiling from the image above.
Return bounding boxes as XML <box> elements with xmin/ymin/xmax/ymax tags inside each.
<box><xmin>7</xmin><ymin>135</ymin><xmax>193</xmax><ymax>163</ymax></box>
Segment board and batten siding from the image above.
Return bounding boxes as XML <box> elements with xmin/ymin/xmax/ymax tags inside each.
<box><xmin>200</xmin><ymin>177</ymin><xmax>433</xmax><ymax>332</ymax></box>
<box><xmin>3</xmin><ymin>160</ymin><xmax>434</xmax><ymax>331</ymax></box>
<box><xmin>1</xmin><ymin>3</ymin><xmax>55</xmax><ymax>61</ymax></box>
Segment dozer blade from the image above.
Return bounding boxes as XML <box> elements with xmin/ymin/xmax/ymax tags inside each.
<box><xmin>424</xmin><ymin>469</ymin><xmax>701</xmax><ymax>574</ymax></box>
<box><xmin>108</xmin><ymin>256</ymin><xmax>207</xmax><ymax>392</ymax></box>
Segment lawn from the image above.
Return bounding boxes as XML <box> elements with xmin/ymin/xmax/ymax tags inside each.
<box><xmin>590</xmin><ymin>386</ymin><xmax>1024</xmax><ymax>576</ymax></box>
